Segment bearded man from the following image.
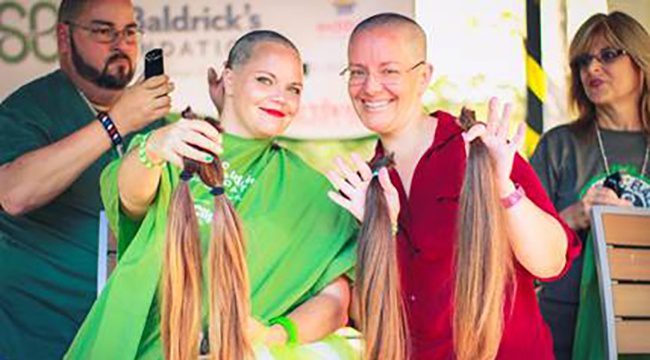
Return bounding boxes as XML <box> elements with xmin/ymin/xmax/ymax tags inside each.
<box><xmin>0</xmin><ymin>1</ymin><xmax>173</xmax><ymax>358</ymax></box>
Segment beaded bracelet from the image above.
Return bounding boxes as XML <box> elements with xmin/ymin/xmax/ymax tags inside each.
<box><xmin>97</xmin><ymin>112</ymin><xmax>124</xmax><ymax>156</ymax></box>
<box><xmin>137</xmin><ymin>132</ymin><xmax>163</xmax><ymax>169</ymax></box>
<box><xmin>269</xmin><ymin>316</ymin><xmax>299</xmax><ymax>346</ymax></box>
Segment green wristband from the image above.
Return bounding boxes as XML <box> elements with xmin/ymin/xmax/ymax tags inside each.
<box><xmin>269</xmin><ymin>316</ymin><xmax>299</xmax><ymax>345</ymax></box>
<box><xmin>137</xmin><ymin>132</ymin><xmax>163</xmax><ymax>169</ymax></box>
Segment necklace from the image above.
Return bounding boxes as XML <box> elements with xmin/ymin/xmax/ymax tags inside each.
<box><xmin>595</xmin><ymin>125</ymin><xmax>649</xmax><ymax>176</ymax></box>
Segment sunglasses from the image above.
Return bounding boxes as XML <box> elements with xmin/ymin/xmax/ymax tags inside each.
<box><xmin>571</xmin><ymin>48</ymin><xmax>627</xmax><ymax>69</ymax></box>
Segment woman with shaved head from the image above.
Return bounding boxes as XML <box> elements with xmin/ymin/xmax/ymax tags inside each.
<box><xmin>66</xmin><ymin>30</ymin><xmax>359</xmax><ymax>360</ymax></box>
<box><xmin>329</xmin><ymin>12</ymin><xmax>580</xmax><ymax>360</ymax></box>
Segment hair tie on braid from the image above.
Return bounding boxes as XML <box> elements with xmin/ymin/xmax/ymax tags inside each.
<box><xmin>454</xmin><ymin>106</ymin><xmax>515</xmax><ymax>360</ymax></box>
<box><xmin>180</xmin><ymin>170</ymin><xmax>194</xmax><ymax>181</ymax></box>
<box><xmin>356</xmin><ymin>151</ymin><xmax>408</xmax><ymax>360</ymax></box>
<box><xmin>370</xmin><ymin>153</ymin><xmax>394</xmax><ymax>178</ymax></box>
<box><xmin>163</xmin><ymin>105</ymin><xmax>252</xmax><ymax>360</ymax></box>
<box><xmin>210</xmin><ymin>187</ymin><xmax>225</xmax><ymax>196</ymax></box>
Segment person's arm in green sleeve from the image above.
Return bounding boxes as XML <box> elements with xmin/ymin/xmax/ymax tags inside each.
<box><xmin>0</xmin><ymin>77</ymin><xmax>172</xmax><ymax>216</ymax></box>
<box><xmin>117</xmin><ymin>118</ymin><xmax>223</xmax><ymax>219</ymax></box>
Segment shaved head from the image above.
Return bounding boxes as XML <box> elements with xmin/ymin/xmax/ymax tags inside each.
<box><xmin>58</xmin><ymin>0</ymin><xmax>91</xmax><ymax>23</ymax></box>
<box><xmin>349</xmin><ymin>12</ymin><xmax>427</xmax><ymax>61</ymax></box>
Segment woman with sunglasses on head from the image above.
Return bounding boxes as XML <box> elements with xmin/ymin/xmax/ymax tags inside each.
<box><xmin>65</xmin><ymin>30</ymin><xmax>359</xmax><ymax>360</ymax></box>
<box><xmin>530</xmin><ymin>11</ymin><xmax>650</xmax><ymax>360</ymax></box>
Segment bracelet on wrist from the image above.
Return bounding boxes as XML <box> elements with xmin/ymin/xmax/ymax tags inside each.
<box><xmin>137</xmin><ymin>132</ymin><xmax>164</xmax><ymax>169</ymax></box>
<box><xmin>269</xmin><ymin>316</ymin><xmax>299</xmax><ymax>346</ymax></box>
<box><xmin>97</xmin><ymin>112</ymin><xmax>124</xmax><ymax>156</ymax></box>
<box><xmin>500</xmin><ymin>183</ymin><xmax>526</xmax><ymax>209</ymax></box>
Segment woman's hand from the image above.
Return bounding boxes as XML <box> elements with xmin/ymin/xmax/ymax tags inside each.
<box><xmin>146</xmin><ymin>118</ymin><xmax>223</xmax><ymax>168</ymax></box>
<box><xmin>462</xmin><ymin>97</ymin><xmax>525</xmax><ymax>193</ymax></box>
<box><xmin>326</xmin><ymin>153</ymin><xmax>400</xmax><ymax>226</ymax></box>
<box><xmin>207</xmin><ymin>67</ymin><xmax>225</xmax><ymax>115</ymax></box>
<box><xmin>561</xmin><ymin>186</ymin><xmax>633</xmax><ymax>230</ymax></box>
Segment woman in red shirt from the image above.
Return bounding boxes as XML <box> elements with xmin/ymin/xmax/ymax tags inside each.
<box><xmin>327</xmin><ymin>13</ymin><xmax>581</xmax><ymax>359</ymax></box>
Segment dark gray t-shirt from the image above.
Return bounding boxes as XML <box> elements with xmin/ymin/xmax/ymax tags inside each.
<box><xmin>530</xmin><ymin>123</ymin><xmax>650</xmax><ymax>303</ymax></box>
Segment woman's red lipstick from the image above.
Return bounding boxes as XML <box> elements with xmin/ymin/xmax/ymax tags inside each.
<box><xmin>260</xmin><ymin>108</ymin><xmax>286</xmax><ymax>118</ymax></box>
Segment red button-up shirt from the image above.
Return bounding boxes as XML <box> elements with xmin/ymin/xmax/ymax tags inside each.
<box><xmin>374</xmin><ymin>111</ymin><xmax>580</xmax><ymax>359</ymax></box>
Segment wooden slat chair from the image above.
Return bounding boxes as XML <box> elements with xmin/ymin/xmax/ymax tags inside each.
<box><xmin>590</xmin><ymin>205</ymin><xmax>650</xmax><ymax>358</ymax></box>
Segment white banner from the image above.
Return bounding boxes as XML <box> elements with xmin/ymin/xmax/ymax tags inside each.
<box><xmin>0</xmin><ymin>0</ymin><xmax>413</xmax><ymax>138</ymax></box>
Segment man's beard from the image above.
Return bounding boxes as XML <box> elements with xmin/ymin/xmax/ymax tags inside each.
<box><xmin>70</xmin><ymin>36</ymin><xmax>135</xmax><ymax>90</ymax></box>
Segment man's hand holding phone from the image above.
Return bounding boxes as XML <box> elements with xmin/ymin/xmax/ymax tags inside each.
<box><xmin>109</xmin><ymin>48</ymin><xmax>174</xmax><ymax>135</ymax></box>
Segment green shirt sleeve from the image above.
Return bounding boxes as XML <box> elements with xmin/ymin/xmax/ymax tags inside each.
<box><xmin>100</xmin><ymin>134</ymin><xmax>154</xmax><ymax>257</ymax></box>
<box><xmin>0</xmin><ymin>101</ymin><xmax>51</xmax><ymax>165</ymax></box>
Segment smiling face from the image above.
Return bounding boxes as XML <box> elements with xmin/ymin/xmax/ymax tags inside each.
<box><xmin>223</xmin><ymin>41</ymin><xmax>303</xmax><ymax>139</ymax></box>
<box><xmin>347</xmin><ymin>25</ymin><xmax>431</xmax><ymax>136</ymax></box>
<box><xmin>577</xmin><ymin>36</ymin><xmax>643</xmax><ymax>109</ymax></box>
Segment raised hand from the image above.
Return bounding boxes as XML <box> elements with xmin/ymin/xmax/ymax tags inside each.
<box><xmin>208</xmin><ymin>67</ymin><xmax>225</xmax><ymax>115</ymax></box>
<box><xmin>109</xmin><ymin>75</ymin><xmax>174</xmax><ymax>134</ymax></box>
<box><xmin>326</xmin><ymin>153</ymin><xmax>400</xmax><ymax>226</ymax></box>
<box><xmin>145</xmin><ymin>117</ymin><xmax>223</xmax><ymax>168</ymax></box>
<box><xmin>462</xmin><ymin>97</ymin><xmax>525</xmax><ymax>191</ymax></box>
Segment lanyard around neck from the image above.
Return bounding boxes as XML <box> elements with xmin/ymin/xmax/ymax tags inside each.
<box><xmin>595</xmin><ymin>125</ymin><xmax>649</xmax><ymax>176</ymax></box>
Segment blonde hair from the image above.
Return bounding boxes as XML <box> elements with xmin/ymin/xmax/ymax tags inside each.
<box><xmin>356</xmin><ymin>154</ymin><xmax>409</xmax><ymax>360</ymax></box>
<box><xmin>453</xmin><ymin>108</ymin><xmax>515</xmax><ymax>360</ymax></box>
<box><xmin>161</xmin><ymin>109</ymin><xmax>252</xmax><ymax>360</ymax></box>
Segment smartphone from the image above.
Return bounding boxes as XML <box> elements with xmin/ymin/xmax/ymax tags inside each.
<box><xmin>144</xmin><ymin>48</ymin><xmax>164</xmax><ymax>79</ymax></box>
<box><xmin>603</xmin><ymin>171</ymin><xmax>623</xmax><ymax>198</ymax></box>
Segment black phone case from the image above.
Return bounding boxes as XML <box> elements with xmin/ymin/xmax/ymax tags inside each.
<box><xmin>144</xmin><ymin>48</ymin><xmax>164</xmax><ymax>79</ymax></box>
<box><xmin>603</xmin><ymin>171</ymin><xmax>623</xmax><ymax>198</ymax></box>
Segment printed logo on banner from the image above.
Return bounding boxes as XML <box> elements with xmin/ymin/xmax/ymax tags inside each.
<box><xmin>332</xmin><ymin>0</ymin><xmax>356</xmax><ymax>16</ymax></box>
<box><xmin>0</xmin><ymin>1</ymin><xmax>58</xmax><ymax>64</ymax></box>
<box><xmin>316</xmin><ymin>0</ymin><xmax>356</xmax><ymax>36</ymax></box>
<box><xmin>135</xmin><ymin>4</ymin><xmax>262</xmax><ymax>59</ymax></box>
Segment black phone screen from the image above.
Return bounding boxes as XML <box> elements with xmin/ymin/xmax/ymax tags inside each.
<box><xmin>144</xmin><ymin>48</ymin><xmax>164</xmax><ymax>79</ymax></box>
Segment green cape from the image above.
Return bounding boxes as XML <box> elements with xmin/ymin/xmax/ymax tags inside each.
<box><xmin>65</xmin><ymin>133</ymin><xmax>358</xmax><ymax>359</ymax></box>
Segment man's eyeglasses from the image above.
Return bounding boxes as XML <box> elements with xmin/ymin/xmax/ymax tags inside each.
<box><xmin>340</xmin><ymin>61</ymin><xmax>426</xmax><ymax>86</ymax></box>
<box><xmin>66</xmin><ymin>21</ymin><xmax>142</xmax><ymax>44</ymax></box>
<box><xmin>571</xmin><ymin>48</ymin><xmax>627</xmax><ymax>69</ymax></box>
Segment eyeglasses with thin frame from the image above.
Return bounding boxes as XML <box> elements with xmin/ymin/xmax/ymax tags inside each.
<box><xmin>571</xmin><ymin>48</ymin><xmax>627</xmax><ymax>70</ymax></box>
<box><xmin>340</xmin><ymin>60</ymin><xmax>426</xmax><ymax>86</ymax></box>
<box><xmin>66</xmin><ymin>21</ymin><xmax>142</xmax><ymax>44</ymax></box>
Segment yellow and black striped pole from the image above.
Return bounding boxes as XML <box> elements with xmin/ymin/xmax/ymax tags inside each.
<box><xmin>524</xmin><ymin>0</ymin><xmax>545</xmax><ymax>157</ymax></box>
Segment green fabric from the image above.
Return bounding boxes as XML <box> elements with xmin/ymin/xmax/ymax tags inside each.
<box><xmin>278</xmin><ymin>136</ymin><xmax>376</xmax><ymax>176</ymax></box>
<box><xmin>65</xmin><ymin>133</ymin><xmax>358</xmax><ymax>359</ymax></box>
<box><xmin>572</xmin><ymin>233</ymin><xmax>603</xmax><ymax>360</ymax></box>
<box><xmin>0</xmin><ymin>70</ymin><xmax>143</xmax><ymax>360</ymax></box>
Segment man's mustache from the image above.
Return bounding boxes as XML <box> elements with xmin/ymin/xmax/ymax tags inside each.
<box><xmin>105</xmin><ymin>52</ymin><xmax>132</xmax><ymax>68</ymax></box>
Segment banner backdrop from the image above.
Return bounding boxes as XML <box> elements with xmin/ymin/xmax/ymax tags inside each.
<box><xmin>0</xmin><ymin>0</ymin><xmax>413</xmax><ymax>138</ymax></box>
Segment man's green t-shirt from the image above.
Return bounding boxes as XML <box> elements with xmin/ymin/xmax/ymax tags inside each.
<box><xmin>0</xmin><ymin>70</ymin><xmax>158</xmax><ymax>359</ymax></box>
